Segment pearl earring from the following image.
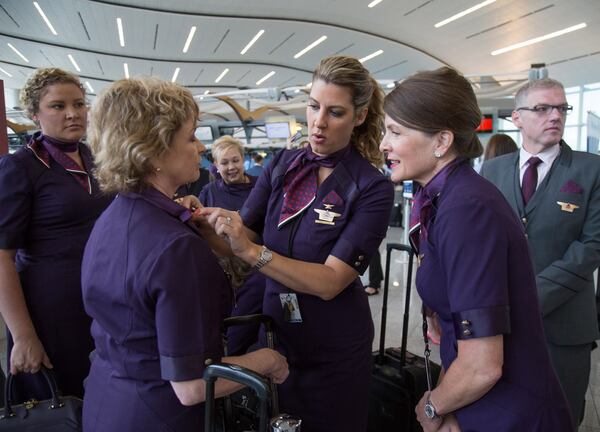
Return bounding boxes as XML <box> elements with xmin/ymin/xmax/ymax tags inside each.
<box><xmin>434</xmin><ymin>152</ymin><xmax>442</xmax><ymax>158</ymax></box>
<box><xmin>155</xmin><ymin>167</ymin><xmax>161</xmax><ymax>172</ymax></box>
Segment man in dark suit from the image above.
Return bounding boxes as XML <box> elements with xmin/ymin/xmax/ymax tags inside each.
<box><xmin>481</xmin><ymin>78</ymin><xmax>600</xmax><ymax>430</ymax></box>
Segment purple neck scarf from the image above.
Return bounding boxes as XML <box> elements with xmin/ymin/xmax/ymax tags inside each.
<box><xmin>409</xmin><ymin>158</ymin><xmax>466</xmax><ymax>253</ymax></box>
<box><xmin>278</xmin><ymin>145</ymin><xmax>351</xmax><ymax>228</ymax></box>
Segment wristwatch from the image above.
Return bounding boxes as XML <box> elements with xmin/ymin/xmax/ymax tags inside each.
<box><xmin>253</xmin><ymin>246</ymin><xmax>273</xmax><ymax>270</ymax></box>
<box><xmin>424</xmin><ymin>396</ymin><xmax>440</xmax><ymax>420</ymax></box>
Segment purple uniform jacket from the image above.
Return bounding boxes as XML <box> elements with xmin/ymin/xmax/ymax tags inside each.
<box><xmin>241</xmin><ymin>147</ymin><xmax>394</xmax><ymax>432</ymax></box>
<box><xmin>199</xmin><ymin>176</ymin><xmax>266</xmax><ymax>355</ymax></box>
<box><xmin>416</xmin><ymin>163</ymin><xmax>572</xmax><ymax>431</ymax></box>
<box><xmin>81</xmin><ymin>187</ymin><xmax>228</xmax><ymax>432</ymax></box>
<box><xmin>0</xmin><ymin>141</ymin><xmax>112</xmax><ymax>400</ymax></box>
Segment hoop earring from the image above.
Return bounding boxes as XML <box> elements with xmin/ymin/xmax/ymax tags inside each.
<box><xmin>434</xmin><ymin>152</ymin><xmax>442</xmax><ymax>158</ymax></box>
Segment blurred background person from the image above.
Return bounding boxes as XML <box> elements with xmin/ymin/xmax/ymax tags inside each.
<box><xmin>82</xmin><ymin>77</ymin><xmax>288</xmax><ymax>431</ymax></box>
<box><xmin>381</xmin><ymin>67</ymin><xmax>571</xmax><ymax>431</ymax></box>
<box><xmin>0</xmin><ymin>68</ymin><xmax>112</xmax><ymax>401</ymax></box>
<box><xmin>199</xmin><ymin>135</ymin><xmax>266</xmax><ymax>356</ymax></box>
<box><xmin>484</xmin><ymin>133</ymin><xmax>518</xmax><ymax>161</ymax></box>
<box><xmin>246</xmin><ymin>153</ymin><xmax>265</xmax><ymax>177</ymax></box>
<box><xmin>197</xmin><ymin>55</ymin><xmax>393</xmax><ymax>432</ymax></box>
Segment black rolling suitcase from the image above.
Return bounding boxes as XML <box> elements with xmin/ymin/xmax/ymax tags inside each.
<box><xmin>220</xmin><ymin>314</ymin><xmax>280</xmax><ymax>432</ymax></box>
<box><xmin>204</xmin><ymin>363</ymin><xmax>271</xmax><ymax>432</ymax></box>
<box><xmin>367</xmin><ymin>243</ymin><xmax>441</xmax><ymax>432</ymax></box>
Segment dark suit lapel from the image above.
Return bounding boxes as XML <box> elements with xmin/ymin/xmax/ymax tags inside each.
<box><xmin>508</xmin><ymin>152</ymin><xmax>525</xmax><ymax>216</ymax></box>
<box><xmin>524</xmin><ymin>142</ymin><xmax>572</xmax><ymax>216</ymax></box>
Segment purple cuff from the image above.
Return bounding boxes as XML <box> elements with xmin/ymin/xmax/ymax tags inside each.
<box><xmin>160</xmin><ymin>353</ymin><xmax>216</xmax><ymax>381</ymax></box>
<box><xmin>452</xmin><ymin>305</ymin><xmax>510</xmax><ymax>340</ymax></box>
<box><xmin>330</xmin><ymin>236</ymin><xmax>370</xmax><ymax>274</ymax></box>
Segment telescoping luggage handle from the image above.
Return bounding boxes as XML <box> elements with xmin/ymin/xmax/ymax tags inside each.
<box><xmin>376</xmin><ymin>243</ymin><xmax>414</xmax><ymax>368</ymax></box>
<box><xmin>221</xmin><ymin>314</ymin><xmax>279</xmax><ymax>416</ymax></box>
<box><xmin>204</xmin><ymin>363</ymin><xmax>270</xmax><ymax>432</ymax></box>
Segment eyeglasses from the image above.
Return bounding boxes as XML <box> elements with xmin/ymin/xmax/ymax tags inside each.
<box><xmin>516</xmin><ymin>104</ymin><xmax>573</xmax><ymax>115</ymax></box>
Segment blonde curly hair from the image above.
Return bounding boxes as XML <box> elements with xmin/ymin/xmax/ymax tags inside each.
<box><xmin>88</xmin><ymin>77</ymin><xmax>199</xmax><ymax>193</ymax></box>
<box><xmin>312</xmin><ymin>56</ymin><xmax>385</xmax><ymax>166</ymax></box>
<box><xmin>20</xmin><ymin>68</ymin><xmax>85</xmax><ymax>119</ymax></box>
<box><xmin>211</xmin><ymin>135</ymin><xmax>245</xmax><ymax>163</ymax></box>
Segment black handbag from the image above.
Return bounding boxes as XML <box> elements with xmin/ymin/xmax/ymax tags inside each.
<box><xmin>0</xmin><ymin>367</ymin><xmax>82</xmax><ymax>431</ymax></box>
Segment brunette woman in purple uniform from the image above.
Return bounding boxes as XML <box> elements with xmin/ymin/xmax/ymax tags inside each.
<box><xmin>199</xmin><ymin>135</ymin><xmax>266</xmax><ymax>356</ymax></box>
<box><xmin>380</xmin><ymin>67</ymin><xmax>572</xmax><ymax>431</ymax></box>
<box><xmin>0</xmin><ymin>68</ymin><xmax>112</xmax><ymax>400</ymax></box>
<box><xmin>81</xmin><ymin>77</ymin><xmax>287</xmax><ymax>432</ymax></box>
<box><xmin>197</xmin><ymin>56</ymin><xmax>394</xmax><ymax>432</ymax></box>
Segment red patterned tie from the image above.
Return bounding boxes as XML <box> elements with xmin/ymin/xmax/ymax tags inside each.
<box><xmin>521</xmin><ymin>156</ymin><xmax>542</xmax><ymax>205</ymax></box>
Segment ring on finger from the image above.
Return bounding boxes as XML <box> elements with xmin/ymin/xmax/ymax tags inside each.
<box><xmin>226</xmin><ymin>216</ymin><xmax>232</xmax><ymax>224</ymax></box>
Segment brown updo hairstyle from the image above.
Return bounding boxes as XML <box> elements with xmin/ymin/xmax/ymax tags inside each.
<box><xmin>312</xmin><ymin>55</ymin><xmax>384</xmax><ymax>166</ymax></box>
<box><xmin>384</xmin><ymin>67</ymin><xmax>483</xmax><ymax>159</ymax></box>
<box><xmin>484</xmin><ymin>133</ymin><xmax>518</xmax><ymax>161</ymax></box>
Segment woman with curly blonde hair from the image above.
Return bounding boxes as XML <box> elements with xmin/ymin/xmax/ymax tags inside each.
<box><xmin>0</xmin><ymin>68</ymin><xmax>112</xmax><ymax>401</ymax></box>
<box><xmin>81</xmin><ymin>77</ymin><xmax>288</xmax><ymax>432</ymax></box>
<box><xmin>197</xmin><ymin>55</ymin><xmax>394</xmax><ymax>432</ymax></box>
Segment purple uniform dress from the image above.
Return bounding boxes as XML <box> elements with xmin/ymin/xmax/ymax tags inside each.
<box><xmin>241</xmin><ymin>147</ymin><xmax>394</xmax><ymax>432</ymax></box>
<box><xmin>416</xmin><ymin>162</ymin><xmax>572</xmax><ymax>431</ymax></box>
<box><xmin>0</xmin><ymin>136</ymin><xmax>112</xmax><ymax>400</ymax></box>
<box><xmin>81</xmin><ymin>187</ymin><xmax>228</xmax><ymax>432</ymax></box>
<box><xmin>199</xmin><ymin>175</ymin><xmax>266</xmax><ymax>355</ymax></box>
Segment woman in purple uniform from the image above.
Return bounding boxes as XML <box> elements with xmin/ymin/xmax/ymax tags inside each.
<box><xmin>81</xmin><ymin>77</ymin><xmax>288</xmax><ymax>432</ymax></box>
<box><xmin>380</xmin><ymin>67</ymin><xmax>572</xmax><ymax>431</ymax></box>
<box><xmin>198</xmin><ymin>56</ymin><xmax>394</xmax><ymax>432</ymax></box>
<box><xmin>199</xmin><ymin>135</ymin><xmax>266</xmax><ymax>356</ymax></box>
<box><xmin>0</xmin><ymin>68</ymin><xmax>112</xmax><ymax>400</ymax></box>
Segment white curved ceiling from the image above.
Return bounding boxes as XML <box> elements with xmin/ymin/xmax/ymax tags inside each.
<box><xmin>1</xmin><ymin>0</ymin><xmax>599</xmax><ymax>119</ymax></box>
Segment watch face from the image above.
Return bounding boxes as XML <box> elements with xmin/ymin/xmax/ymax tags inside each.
<box><xmin>424</xmin><ymin>403</ymin><xmax>436</xmax><ymax>419</ymax></box>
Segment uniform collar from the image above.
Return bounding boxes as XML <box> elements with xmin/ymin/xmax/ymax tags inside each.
<box><xmin>122</xmin><ymin>186</ymin><xmax>193</xmax><ymax>224</ymax></box>
<box><xmin>519</xmin><ymin>142</ymin><xmax>561</xmax><ymax>170</ymax></box>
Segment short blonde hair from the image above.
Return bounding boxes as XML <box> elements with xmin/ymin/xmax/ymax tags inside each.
<box><xmin>20</xmin><ymin>68</ymin><xmax>85</xmax><ymax>119</ymax></box>
<box><xmin>88</xmin><ymin>77</ymin><xmax>199</xmax><ymax>193</ymax></box>
<box><xmin>211</xmin><ymin>135</ymin><xmax>245</xmax><ymax>163</ymax></box>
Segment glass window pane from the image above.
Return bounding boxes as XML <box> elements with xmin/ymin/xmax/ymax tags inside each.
<box><xmin>562</xmin><ymin>126</ymin><xmax>580</xmax><ymax>150</ymax></box>
<box><xmin>566</xmin><ymin>93</ymin><xmax>580</xmax><ymax>126</ymax></box>
<box><xmin>583</xmin><ymin>89</ymin><xmax>600</xmax><ymax>119</ymax></box>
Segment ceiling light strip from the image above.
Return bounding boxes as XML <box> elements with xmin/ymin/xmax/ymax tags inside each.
<box><xmin>294</xmin><ymin>36</ymin><xmax>327</xmax><ymax>59</ymax></box>
<box><xmin>435</xmin><ymin>0</ymin><xmax>496</xmax><ymax>28</ymax></box>
<box><xmin>7</xmin><ymin>43</ymin><xmax>29</xmax><ymax>62</ymax></box>
<box><xmin>256</xmin><ymin>71</ymin><xmax>275</xmax><ymax>86</ymax></box>
<box><xmin>491</xmin><ymin>22</ymin><xmax>587</xmax><ymax>56</ymax></box>
<box><xmin>85</xmin><ymin>81</ymin><xmax>94</xmax><ymax>93</ymax></box>
<box><xmin>241</xmin><ymin>29</ymin><xmax>265</xmax><ymax>55</ymax></box>
<box><xmin>68</xmin><ymin>54</ymin><xmax>81</xmax><ymax>72</ymax></box>
<box><xmin>215</xmin><ymin>68</ymin><xmax>229</xmax><ymax>83</ymax></box>
<box><xmin>123</xmin><ymin>62</ymin><xmax>129</xmax><ymax>78</ymax></box>
<box><xmin>171</xmin><ymin>67</ymin><xmax>180</xmax><ymax>82</ymax></box>
<box><xmin>0</xmin><ymin>66</ymin><xmax>12</xmax><ymax>77</ymax></box>
<box><xmin>368</xmin><ymin>0</ymin><xmax>383</xmax><ymax>7</ymax></box>
<box><xmin>33</xmin><ymin>2</ymin><xmax>57</xmax><ymax>35</ymax></box>
<box><xmin>359</xmin><ymin>49</ymin><xmax>384</xmax><ymax>63</ymax></box>
<box><xmin>116</xmin><ymin>17</ymin><xmax>125</xmax><ymax>47</ymax></box>
<box><xmin>183</xmin><ymin>26</ymin><xmax>196</xmax><ymax>53</ymax></box>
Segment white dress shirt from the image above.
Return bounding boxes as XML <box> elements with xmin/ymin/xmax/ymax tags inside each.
<box><xmin>519</xmin><ymin>143</ymin><xmax>561</xmax><ymax>190</ymax></box>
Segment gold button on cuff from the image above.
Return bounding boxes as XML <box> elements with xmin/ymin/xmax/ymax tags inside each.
<box><xmin>204</xmin><ymin>358</ymin><xmax>213</xmax><ymax>366</ymax></box>
<box><xmin>358</xmin><ymin>255</ymin><xmax>365</xmax><ymax>260</ymax></box>
<box><xmin>463</xmin><ymin>329</ymin><xmax>472</xmax><ymax>336</ymax></box>
<box><xmin>354</xmin><ymin>261</ymin><xmax>361</xmax><ymax>267</ymax></box>
<box><xmin>461</xmin><ymin>320</ymin><xmax>470</xmax><ymax>326</ymax></box>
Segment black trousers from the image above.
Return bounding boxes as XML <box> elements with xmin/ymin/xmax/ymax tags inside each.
<box><xmin>367</xmin><ymin>250</ymin><xmax>383</xmax><ymax>288</ymax></box>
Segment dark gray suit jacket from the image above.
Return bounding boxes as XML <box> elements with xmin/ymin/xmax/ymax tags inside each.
<box><xmin>481</xmin><ymin>142</ymin><xmax>600</xmax><ymax>346</ymax></box>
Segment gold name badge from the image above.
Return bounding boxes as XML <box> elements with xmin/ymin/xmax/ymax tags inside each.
<box><xmin>314</xmin><ymin>208</ymin><xmax>341</xmax><ymax>225</ymax></box>
<box><xmin>556</xmin><ymin>201</ymin><xmax>579</xmax><ymax>213</ymax></box>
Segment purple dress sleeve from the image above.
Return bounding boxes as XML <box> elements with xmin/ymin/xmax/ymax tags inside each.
<box><xmin>149</xmin><ymin>235</ymin><xmax>224</xmax><ymax>381</ymax></box>
<box><xmin>0</xmin><ymin>155</ymin><xmax>32</xmax><ymax>249</ymax></box>
<box><xmin>329</xmin><ymin>176</ymin><xmax>393</xmax><ymax>274</ymax></box>
<box><xmin>435</xmin><ymin>198</ymin><xmax>511</xmax><ymax>339</ymax></box>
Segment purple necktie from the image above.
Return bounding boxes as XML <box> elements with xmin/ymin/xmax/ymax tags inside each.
<box><xmin>522</xmin><ymin>156</ymin><xmax>542</xmax><ymax>205</ymax></box>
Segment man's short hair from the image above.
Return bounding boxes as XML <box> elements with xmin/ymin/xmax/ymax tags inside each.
<box><xmin>514</xmin><ymin>78</ymin><xmax>565</xmax><ymax>109</ymax></box>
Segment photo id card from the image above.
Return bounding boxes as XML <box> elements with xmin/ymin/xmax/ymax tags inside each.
<box><xmin>279</xmin><ymin>293</ymin><xmax>303</xmax><ymax>323</ymax></box>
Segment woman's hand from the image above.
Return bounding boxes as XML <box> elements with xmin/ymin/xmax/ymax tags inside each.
<box><xmin>198</xmin><ymin>208</ymin><xmax>257</xmax><ymax>259</ymax></box>
<box><xmin>256</xmin><ymin>348</ymin><xmax>289</xmax><ymax>384</ymax></box>
<box><xmin>438</xmin><ymin>414</ymin><xmax>461</xmax><ymax>432</ymax></box>
<box><xmin>10</xmin><ymin>334</ymin><xmax>52</xmax><ymax>374</ymax></box>
<box><xmin>174</xmin><ymin>195</ymin><xmax>201</xmax><ymax>211</ymax></box>
<box><xmin>416</xmin><ymin>391</ymin><xmax>444</xmax><ymax>432</ymax></box>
